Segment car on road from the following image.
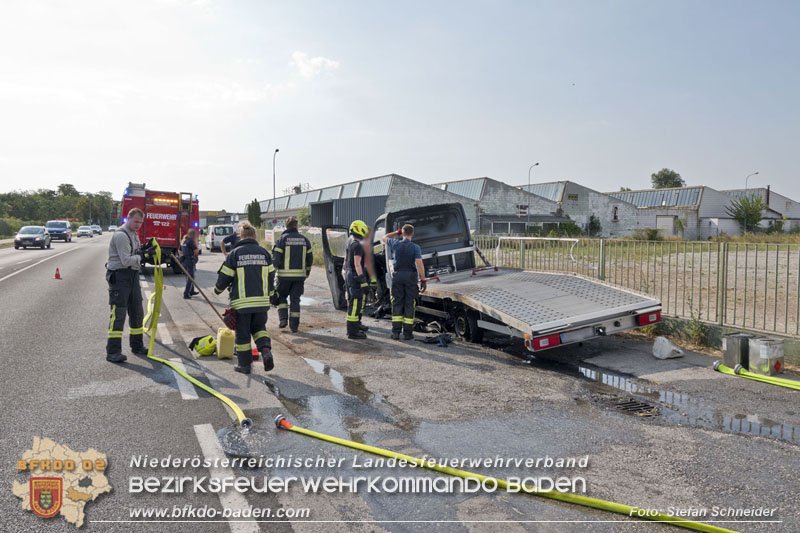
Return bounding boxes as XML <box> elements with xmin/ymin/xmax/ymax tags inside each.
<box><xmin>45</xmin><ymin>220</ymin><xmax>72</xmax><ymax>242</ymax></box>
<box><xmin>77</xmin><ymin>226</ymin><xmax>94</xmax><ymax>238</ymax></box>
<box><xmin>90</xmin><ymin>225</ymin><xmax>102</xmax><ymax>235</ymax></box>
<box><xmin>108</xmin><ymin>225</ymin><xmax>118</xmax><ymax>232</ymax></box>
<box><xmin>14</xmin><ymin>226</ymin><xmax>51</xmax><ymax>249</ymax></box>
<box><xmin>205</xmin><ymin>224</ymin><xmax>235</xmax><ymax>251</ymax></box>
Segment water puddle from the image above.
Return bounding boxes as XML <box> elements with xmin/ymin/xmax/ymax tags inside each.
<box><xmin>300</xmin><ymin>296</ymin><xmax>328</xmax><ymax>307</ymax></box>
<box><xmin>577</xmin><ymin>365</ymin><xmax>800</xmax><ymax>445</ymax></box>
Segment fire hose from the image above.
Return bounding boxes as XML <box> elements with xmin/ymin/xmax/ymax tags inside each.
<box><xmin>275</xmin><ymin>415</ymin><xmax>737</xmax><ymax>533</ymax></box>
<box><xmin>142</xmin><ymin>241</ymin><xmax>252</xmax><ymax>430</ymax></box>
<box><xmin>713</xmin><ymin>361</ymin><xmax>800</xmax><ymax>391</ymax></box>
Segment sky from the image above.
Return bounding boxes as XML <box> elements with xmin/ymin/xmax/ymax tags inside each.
<box><xmin>0</xmin><ymin>0</ymin><xmax>798</xmax><ymax>211</ymax></box>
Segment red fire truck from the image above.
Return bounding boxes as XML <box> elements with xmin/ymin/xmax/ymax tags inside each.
<box><xmin>121</xmin><ymin>182</ymin><xmax>200</xmax><ymax>273</ymax></box>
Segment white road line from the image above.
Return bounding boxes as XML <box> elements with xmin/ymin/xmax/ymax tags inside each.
<box><xmin>15</xmin><ymin>258</ymin><xmax>34</xmax><ymax>265</ymax></box>
<box><xmin>193</xmin><ymin>424</ymin><xmax>259</xmax><ymax>533</ymax></box>
<box><xmin>157</xmin><ymin>323</ymin><xmax>173</xmax><ymax>345</ymax></box>
<box><xmin>168</xmin><ymin>358</ymin><xmax>200</xmax><ymax>400</ymax></box>
<box><xmin>0</xmin><ymin>245</ymin><xmax>82</xmax><ymax>284</ymax></box>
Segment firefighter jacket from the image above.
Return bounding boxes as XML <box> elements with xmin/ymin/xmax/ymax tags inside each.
<box><xmin>272</xmin><ymin>228</ymin><xmax>312</xmax><ymax>279</ymax></box>
<box><xmin>214</xmin><ymin>238</ymin><xmax>275</xmax><ymax>312</ymax></box>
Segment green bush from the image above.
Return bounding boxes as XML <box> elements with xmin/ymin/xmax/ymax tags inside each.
<box><xmin>0</xmin><ymin>217</ymin><xmax>42</xmax><ymax>237</ymax></box>
<box><xmin>632</xmin><ymin>228</ymin><xmax>663</xmax><ymax>241</ymax></box>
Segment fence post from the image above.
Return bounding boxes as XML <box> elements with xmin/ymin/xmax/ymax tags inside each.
<box><xmin>598</xmin><ymin>240</ymin><xmax>605</xmax><ymax>281</ymax></box>
<box><xmin>519</xmin><ymin>238</ymin><xmax>524</xmax><ymax>269</ymax></box>
<box><xmin>716</xmin><ymin>242</ymin><xmax>728</xmax><ymax>325</ymax></box>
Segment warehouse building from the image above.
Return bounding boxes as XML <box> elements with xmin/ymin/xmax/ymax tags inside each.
<box><xmin>517</xmin><ymin>180</ymin><xmax>638</xmax><ymax>237</ymax></box>
<box><xmin>722</xmin><ymin>186</ymin><xmax>800</xmax><ymax>231</ymax></box>
<box><xmin>433</xmin><ymin>177</ymin><xmax>564</xmax><ymax>234</ymax></box>
<box><xmin>608</xmin><ymin>186</ymin><xmax>781</xmax><ymax>239</ymax></box>
<box><xmin>259</xmin><ymin>174</ymin><xmax>480</xmax><ymax>229</ymax></box>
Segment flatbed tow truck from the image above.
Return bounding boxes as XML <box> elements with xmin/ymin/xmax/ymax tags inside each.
<box><xmin>323</xmin><ymin>203</ymin><xmax>661</xmax><ymax>353</ymax></box>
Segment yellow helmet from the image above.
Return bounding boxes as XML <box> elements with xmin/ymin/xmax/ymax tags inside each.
<box><xmin>349</xmin><ymin>220</ymin><xmax>368</xmax><ymax>238</ymax></box>
<box><xmin>189</xmin><ymin>335</ymin><xmax>217</xmax><ymax>356</ymax></box>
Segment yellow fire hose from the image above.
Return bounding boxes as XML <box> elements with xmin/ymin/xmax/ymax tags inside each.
<box><xmin>142</xmin><ymin>241</ymin><xmax>253</xmax><ymax>429</ymax></box>
<box><xmin>275</xmin><ymin>415</ymin><xmax>737</xmax><ymax>533</ymax></box>
<box><xmin>713</xmin><ymin>361</ymin><xmax>800</xmax><ymax>391</ymax></box>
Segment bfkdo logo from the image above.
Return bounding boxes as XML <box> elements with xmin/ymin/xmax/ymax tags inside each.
<box><xmin>30</xmin><ymin>478</ymin><xmax>63</xmax><ymax>518</ymax></box>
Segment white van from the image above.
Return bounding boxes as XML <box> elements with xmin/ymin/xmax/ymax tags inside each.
<box><xmin>205</xmin><ymin>224</ymin><xmax>235</xmax><ymax>252</ymax></box>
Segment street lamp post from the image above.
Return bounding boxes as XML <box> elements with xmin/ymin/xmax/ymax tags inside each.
<box><xmin>527</xmin><ymin>162</ymin><xmax>539</xmax><ymax>227</ymax></box>
<box><xmin>744</xmin><ymin>171</ymin><xmax>759</xmax><ymax>233</ymax></box>
<box><xmin>273</xmin><ymin>148</ymin><xmax>280</xmax><ymax>225</ymax></box>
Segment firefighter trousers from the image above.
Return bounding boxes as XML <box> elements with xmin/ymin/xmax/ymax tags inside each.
<box><xmin>106</xmin><ymin>268</ymin><xmax>144</xmax><ymax>355</ymax></box>
<box><xmin>234</xmin><ymin>311</ymin><xmax>271</xmax><ymax>368</ymax></box>
<box><xmin>277</xmin><ymin>278</ymin><xmax>305</xmax><ymax>331</ymax></box>
<box><xmin>391</xmin><ymin>270</ymin><xmax>418</xmax><ymax>334</ymax></box>
<box><xmin>345</xmin><ymin>271</ymin><xmax>368</xmax><ymax>336</ymax></box>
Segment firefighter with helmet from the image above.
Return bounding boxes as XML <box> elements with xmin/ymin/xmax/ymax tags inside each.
<box><xmin>213</xmin><ymin>221</ymin><xmax>276</xmax><ymax>374</ymax></box>
<box><xmin>271</xmin><ymin>216</ymin><xmax>313</xmax><ymax>332</ymax></box>
<box><xmin>344</xmin><ymin>219</ymin><xmax>374</xmax><ymax>339</ymax></box>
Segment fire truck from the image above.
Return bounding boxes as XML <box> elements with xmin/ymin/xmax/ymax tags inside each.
<box><xmin>121</xmin><ymin>182</ymin><xmax>200</xmax><ymax>273</ymax></box>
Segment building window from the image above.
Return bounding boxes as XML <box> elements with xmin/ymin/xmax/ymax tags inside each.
<box><xmin>613</xmin><ymin>206</ymin><xmax>619</xmax><ymax>221</ymax></box>
<box><xmin>567</xmin><ymin>193</ymin><xmax>578</xmax><ymax>201</ymax></box>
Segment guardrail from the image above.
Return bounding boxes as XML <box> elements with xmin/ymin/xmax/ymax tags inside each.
<box><xmin>475</xmin><ymin>236</ymin><xmax>800</xmax><ymax>338</ymax></box>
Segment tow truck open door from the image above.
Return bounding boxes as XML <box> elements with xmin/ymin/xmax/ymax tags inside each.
<box><xmin>321</xmin><ymin>226</ymin><xmax>349</xmax><ymax>310</ymax></box>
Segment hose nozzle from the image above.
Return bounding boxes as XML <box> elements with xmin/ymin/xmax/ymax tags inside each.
<box><xmin>274</xmin><ymin>414</ymin><xmax>292</xmax><ymax>430</ymax></box>
<box><xmin>240</xmin><ymin>418</ymin><xmax>253</xmax><ymax>431</ymax></box>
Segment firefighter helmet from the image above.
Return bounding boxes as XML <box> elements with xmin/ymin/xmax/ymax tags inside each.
<box><xmin>349</xmin><ymin>220</ymin><xmax>368</xmax><ymax>238</ymax></box>
<box><xmin>189</xmin><ymin>335</ymin><xmax>216</xmax><ymax>356</ymax></box>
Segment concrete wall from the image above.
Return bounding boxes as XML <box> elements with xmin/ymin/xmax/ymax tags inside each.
<box><xmin>477</xmin><ymin>178</ymin><xmax>558</xmax><ymax>218</ymax></box>
<box><xmin>385</xmin><ymin>175</ymin><xmax>480</xmax><ymax>230</ymax></box>
<box><xmin>633</xmin><ymin>208</ymin><xmax>701</xmax><ymax>238</ymax></box>
<box><xmin>560</xmin><ymin>182</ymin><xmax>638</xmax><ymax>237</ymax></box>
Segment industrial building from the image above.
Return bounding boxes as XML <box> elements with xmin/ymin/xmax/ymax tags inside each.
<box><xmin>517</xmin><ymin>181</ymin><xmax>638</xmax><ymax>237</ymax></box>
<box><xmin>432</xmin><ymin>177</ymin><xmax>566</xmax><ymax>234</ymax></box>
<box><xmin>608</xmin><ymin>186</ymin><xmax>782</xmax><ymax>239</ymax></box>
<box><xmin>722</xmin><ymin>187</ymin><xmax>800</xmax><ymax>231</ymax></box>
<box><xmin>259</xmin><ymin>174</ymin><xmax>480</xmax><ymax>230</ymax></box>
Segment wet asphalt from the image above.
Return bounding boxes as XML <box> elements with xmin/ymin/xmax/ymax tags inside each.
<box><xmin>1</xmin><ymin>239</ymin><xmax>798</xmax><ymax>532</ymax></box>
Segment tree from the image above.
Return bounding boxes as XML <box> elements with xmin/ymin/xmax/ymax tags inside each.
<box><xmin>297</xmin><ymin>207</ymin><xmax>310</xmax><ymax>227</ymax></box>
<box><xmin>247</xmin><ymin>198</ymin><xmax>261</xmax><ymax>228</ymax></box>
<box><xmin>725</xmin><ymin>194</ymin><xmax>765</xmax><ymax>232</ymax></box>
<box><xmin>57</xmin><ymin>183</ymin><xmax>80</xmax><ymax>197</ymax></box>
<box><xmin>586</xmin><ymin>215</ymin><xmax>602</xmax><ymax>236</ymax></box>
<box><xmin>650</xmin><ymin>168</ymin><xmax>685</xmax><ymax>189</ymax></box>
<box><xmin>619</xmin><ymin>187</ymin><xmax>632</xmax><ymax>192</ymax></box>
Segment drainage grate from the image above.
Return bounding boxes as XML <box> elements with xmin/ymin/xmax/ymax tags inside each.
<box><xmin>613</xmin><ymin>397</ymin><xmax>660</xmax><ymax>417</ymax></box>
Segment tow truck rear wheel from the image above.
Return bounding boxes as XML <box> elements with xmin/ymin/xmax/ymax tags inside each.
<box><xmin>453</xmin><ymin>308</ymin><xmax>483</xmax><ymax>343</ymax></box>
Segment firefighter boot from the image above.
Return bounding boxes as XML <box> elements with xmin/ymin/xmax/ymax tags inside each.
<box><xmin>403</xmin><ymin>323</ymin><xmax>414</xmax><ymax>341</ymax></box>
<box><xmin>234</xmin><ymin>365</ymin><xmax>252</xmax><ymax>375</ymax></box>
<box><xmin>278</xmin><ymin>305</ymin><xmax>288</xmax><ymax>329</ymax></box>
<box><xmin>106</xmin><ymin>353</ymin><xmax>127</xmax><ymax>363</ymax></box>
<box><xmin>262</xmin><ymin>349</ymin><xmax>274</xmax><ymax>371</ymax></box>
<box><xmin>347</xmin><ymin>321</ymin><xmax>367</xmax><ymax>339</ymax></box>
<box><xmin>289</xmin><ymin>314</ymin><xmax>300</xmax><ymax>333</ymax></box>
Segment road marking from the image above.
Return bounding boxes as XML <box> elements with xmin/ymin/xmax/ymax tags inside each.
<box><xmin>0</xmin><ymin>245</ymin><xmax>82</xmax><ymax>284</ymax></box>
<box><xmin>15</xmin><ymin>259</ymin><xmax>34</xmax><ymax>265</ymax></box>
<box><xmin>158</xmin><ymin>322</ymin><xmax>173</xmax><ymax>345</ymax></box>
<box><xmin>193</xmin><ymin>424</ymin><xmax>259</xmax><ymax>533</ymax></box>
<box><xmin>168</xmin><ymin>359</ymin><xmax>199</xmax><ymax>400</ymax></box>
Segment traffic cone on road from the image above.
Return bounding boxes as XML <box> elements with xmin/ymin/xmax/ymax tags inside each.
<box><xmin>54</xmin><ymin>267</ymin><xmax>62</xmax><ymax>280</ymax></box>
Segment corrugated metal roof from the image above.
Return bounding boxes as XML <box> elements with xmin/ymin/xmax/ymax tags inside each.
<box><xmin>340</xmin><ymin>182</ymin><xmax>359</xmax><ymax>199</ymax></box>
<box><xmin>609</xmin><ymin>188</ymin><xmax>702</xmax><ymax>208</ymax></box>
<box><xmin>357</xmin><ymin>175</ymin><xmax>392</xmax><ymax>197</ymax></box>
<box><xmin>441</xmin><ymin>179</ymin><xmax>485</xmax><ymax>201</ymax></box>
<box><xmin>319</xmin><ymin>186</ymin><xmax>341</xmax><ymax>201</ymax></box>
<box><xmin>519</xmin><ymin>182</ymin><xmax>565</xmax><ymax>202</ymax></box>
<box><xmin>724</xmin><ymin>189</ymin><xmax>763</xmax><ymax>201</ymax></box>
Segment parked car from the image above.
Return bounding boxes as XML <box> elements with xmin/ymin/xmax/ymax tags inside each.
<box><xmin>108</xmin><ymin>225</ymin><xmax>118</xmax><ymax>232</ymax></box>
<box><xmin>90</xmin><ymin>225</ymin><xmax>102</xmax><ymax>235</ymax></box>
<box><xmin>205</xmin><ymin>224</ymin><xmax>235</xmax><ymax>251</ymax></box>
<box><xmin>45</xmin><ymin>220</ymin><xmax>72</xmax><ymax>242</ymax></box>
<box><xmin>14</xmin><ymin>226</ymin><xmax>51</xmax><ymax>249</ymax></box>
<box><xmin>77</xmin><ymin>226</ymin><xmax>94</xmax><ymax>238</ymax></box>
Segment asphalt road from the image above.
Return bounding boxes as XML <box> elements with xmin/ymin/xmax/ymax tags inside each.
<box><xmin>2</xmin><ymin>237</ymin><xmax>799</xmax><ymax>532</ymax></box>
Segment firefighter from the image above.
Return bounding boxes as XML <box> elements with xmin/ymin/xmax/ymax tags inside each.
<box><xmin>382</xmin><ymin>224</ymin><xmax>426</xmax><ymax>340</ymax></box>
<box><xmin>344</xmin><ymin>220</ymin><xmax>374</xmax><ymax>339</ymax></box>
<box><xmin>213</xmin><ymin>221</ymin><xmax>275</xmax><ymax>374</ymax></box>
<box><xmin>271</xmin><ymin>217</ymin><xmax>312</xmax><ymax>332</ymax></box>
<box><xmin>105</xmin><ymin>208</ymin><xmax>154</xmax><ymax>363</ymax></box>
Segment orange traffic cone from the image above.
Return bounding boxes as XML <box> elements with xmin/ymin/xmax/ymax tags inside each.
<box><xmin>54</xmin><ymin>267</ymin><xmax>62</xmax><ymax>280</ymax></box>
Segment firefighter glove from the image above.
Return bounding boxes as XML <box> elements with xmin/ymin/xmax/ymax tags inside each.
<box><xmin>419</xmin><ymin>280</ymin><xmax>427</xmax><ymax>293</ymax></box>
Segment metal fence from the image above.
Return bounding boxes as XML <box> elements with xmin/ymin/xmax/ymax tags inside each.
<box><xmin>474</xmin><ymin>236</ymin><xmax>800</xmax><ymax>338</ymax></box>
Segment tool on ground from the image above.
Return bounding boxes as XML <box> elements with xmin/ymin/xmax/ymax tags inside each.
<box><xmin>274</xmin><ymin>415</ymin><xmax>735</xmax><ymax>533</ymax></box>
<box><xmin>713</xmin><ymin>361</ymin><xmax>800</xmax><ymax>391</ymax></box>
<box><xmin>54</xmin><ymin>267</ymin><xmax>62</xmax><ymax>280</ymax></box>
<box><xmin>139</xmin><ymin>242</ymin><xmax>267</xmax><ymax>457</ymax></box>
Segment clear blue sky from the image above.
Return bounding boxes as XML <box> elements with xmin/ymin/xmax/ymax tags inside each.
<box><xmin>0</xmin><ymin>0</ymin><xmax>797</xmax><ymax>210</ymax></box>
